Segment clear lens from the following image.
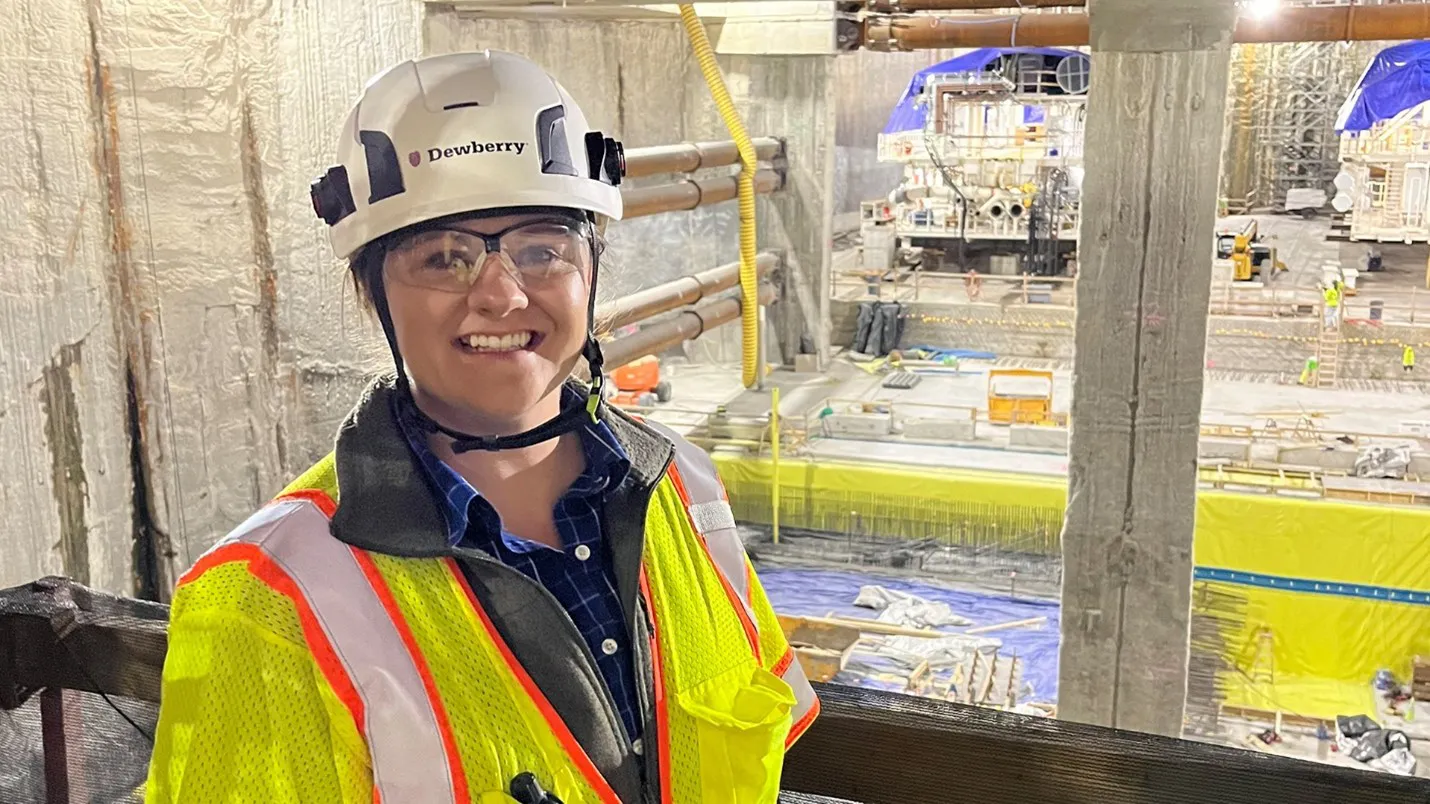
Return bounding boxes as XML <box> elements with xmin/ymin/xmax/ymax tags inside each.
<box><xmin>383</xmin><ymin>220</ymin><xmax>591</xmax><ymax>293</ymax></box>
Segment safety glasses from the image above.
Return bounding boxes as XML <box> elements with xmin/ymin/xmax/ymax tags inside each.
<box><xmin>383</xmin><ymin>218</ymin><xmax>594</xmax><ymax>293</ymax></box>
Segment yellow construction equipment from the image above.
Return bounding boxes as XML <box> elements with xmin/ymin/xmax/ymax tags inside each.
<box><xmin>1215</xmin><ymin>219</ymin><xmax>1286</xmax><ymax>281</ymax></box>
<box><xmin>987</xmin><ymin>369</ymin><xmax>1055</xmax><ymax>425</ymax></box>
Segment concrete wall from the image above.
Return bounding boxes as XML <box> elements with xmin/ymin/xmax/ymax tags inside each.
<box><xmin>1208</xmin><ymin>318</ymin><xmax>1430</xmax><ymax>381</ymax></box>
<box><xmin>832</xmin><ymin>301</ymin><xmax>1430</xmax><ymax>384</ymax></box>
<box><xmin>1341</xmin><ymin>321</ymin><xmax>1430</xmax><ymax>381</ymax></box>
<box><xmin>832</xmin><ymin>49</ymin><xmax>955</xmax><ymax>218</ymax></box>
<box><xmin>2</xmin><ymin>0</ymin><xmax>834</xmax><ymax>594</ymax></box>
<box><xmin>4</xmin><ymin>0</ymin><xmax>419</xmax><ymax>595</ymax></box>
<box><xmin>3</xmin><ymin>0</ymin><xmax>139</xmax><ymax>595</ymax></box>
<box><xmin>832</xmin><ymin>300</ymin><xmax>1077</xmax><ymax>360</ymax></box>
<box><xmin>1205</xmin><ymin>317</ymin><xmax>1318</xmax><ymax>377</ymax></box>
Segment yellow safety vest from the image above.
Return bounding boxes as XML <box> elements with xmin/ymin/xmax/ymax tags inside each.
<box><xmin>1324</xmin><ymin>286</ymin><xmax>1341</xmax><ymax>307</ymax></box>
<box><xmin>1406</xmin><ymin>346</ymin><xmax>1416</xmax><ymax>367</ymax></box>
<box><xmin>146</xmin><ymin>408</ymin><xmax>815</xmax><ymax>803</ymax></box>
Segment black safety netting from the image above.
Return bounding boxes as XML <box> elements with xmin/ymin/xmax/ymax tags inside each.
<box><xmin>1</xmin><ymin>577</ymin><xmax>166</xmax><ymax>804</ymax></box>
<box><xmin>0</xmin><ymin>690</ymin><xmax>156</xmax><ymax>803</ymax></box>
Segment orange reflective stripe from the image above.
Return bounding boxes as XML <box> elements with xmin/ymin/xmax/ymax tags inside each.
<box><xmin>246</xmin><ymin>547</ymin><xmax>370</xmax><ymax>754</ymax></box>
<box><xmin>787</xmin><ymin>694</ymin><xmax>820</xmax><ymax>747</ymax></box>
<box><xmin>444</xmin><ymin>559</ymin><xmax>622</xmax><ymax>804</ymax></box>
<box><xmin>666</xmin><ymin>461</ymin><xmax>763</xmax><ymax>664</ymax></box>
<box><xmin>352</xmin><ymin>551</ymin><xmax>471</xmax><ymax>804</ymax></box>
<box><xmin>178</xmin><ymin>542</ymin><xmax>249</xmax><ymax>588</ymax></box>
<box><xmin>180</xmin><ymin>542</ymin><xmax>369</xmax><ymax>746</ymax></box>
<box><xmin>771</xmin><ymin>648</ymin><xmax>795</xmax><ymax>678</ymax></box>
<box><xmin>277</xmin><ymin>488</ymin><xmax>337</xmax><ymax>518</ymax></box>
<box><xmin>195</xmin><ymin>497</ymin><xmax>456</xmax><ymax>801</ymax></box>
<box><xmin>639</xmin><ymin>569</ymin><xmax>674</xmax><ymax>803</ymax></box>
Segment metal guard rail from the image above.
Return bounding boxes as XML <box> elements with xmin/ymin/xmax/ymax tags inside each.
<box><xmin>4</xmin><ymin>578</ymin><xmax>1430</xmax><ymax>803</ymax></box>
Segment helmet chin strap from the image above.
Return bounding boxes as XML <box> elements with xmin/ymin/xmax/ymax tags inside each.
<box><xmin>369</xmin><ymin>229</ymin><xmax>607</xmax><ymax>455</ymax></box>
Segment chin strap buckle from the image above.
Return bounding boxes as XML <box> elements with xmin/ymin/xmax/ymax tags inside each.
<box><xmin>586</xmin><ymin>375</ymin><xmax>603</xmax><ymax>421</ymax></box>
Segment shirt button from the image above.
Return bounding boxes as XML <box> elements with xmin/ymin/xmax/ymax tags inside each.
<box><xmin>632</xmin><ymin>739</ymin><xmax>644</xmax><ymax>756</ymax></box>
<box><xmin>601</xmin><ymin>638</ymin><xmax>619</xmax><ymax>656</ymax></box>
<box><xmin>574</xmin><ymin>544</ymin><xmax>592</xmax><ymax>561</ymax></box>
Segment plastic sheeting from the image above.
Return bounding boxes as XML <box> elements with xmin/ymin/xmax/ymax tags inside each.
<box><xmin>723</xmin><ymin>454</ymin><xmax>1430</xmax><ymax>718</ymax></box>
<box><xmin>852</xmin><ymin>301</ymin><xmax>905</xmax><ymax>357</ymax></box>
<box><xmin>759</xmin><ymin>567</ymin><xmax>1061</xmax><ymax>703</ymax></box>
<box><xmin>1336</xmin><ymin>41</ymin><xmax>1430</xmax><ymax>133</ymax></box>
<box><xmin>1196</xmin><ymin>491</ymin><xmax>1430</xmax><ymax>716</ymax></box>
<box><xmin>883</xmin><ymin>47</ymin><xmax>1083</xmax><ymax>134</ymax></box>
<box><xmin>904</xmin><ymin>345</ymin><xmax>999</xmax><ymax>362</ymax></box>
<box><xmin>854</xmin><ymin>585</ymin><xmax>974</xmax><ymax>627</ymax></box>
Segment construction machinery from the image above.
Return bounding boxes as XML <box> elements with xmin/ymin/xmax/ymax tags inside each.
<box><xmin>1215</xmin><ymin>219</ymin><xmax>1286</xmax><ymax>281</ymax></box>
<box><xmin>605</xmin><ymin>355</ymin><xmax>673</xmax><ymax>408</ymax></box>
<box><xmin>987</xmin><ymin>368</ymin><xmax>1056</xmax><ymax>425</ymax></box>
<box><xmin>876</xmin><ymin>48</ymin><xmax>1089</xmax><ymax>276</ymax></box>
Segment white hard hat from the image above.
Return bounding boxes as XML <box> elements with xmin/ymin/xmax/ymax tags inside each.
<box><xmin>311</xmin><ymin>50</ymin><xmax>626</xmax><ymax>260</ymax></box>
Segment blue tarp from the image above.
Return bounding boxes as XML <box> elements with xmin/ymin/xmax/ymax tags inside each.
<box><xmin>1336</xmin><ymin>41</ymin><xmax>1430</xmax><ymax>133</ymax></box>
<box><xmin>760</xmin><ymin>567</ymin><xmax>1061</xmax><ymax>704</ymax></box>
<box><xmin>906</xmin><ymin>344</ymin><xmax>999</xmax><ymax>362</ymax></box>
<box><xmin>883</xmin><ymin>47</ymin><xmax>1084</xmax><ymax>135</ymax></box>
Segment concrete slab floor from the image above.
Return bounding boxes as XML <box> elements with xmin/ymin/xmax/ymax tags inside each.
<box><xmin>639</xmin><ymin>354</ymin><xmax>1430</xmax><ymax>470</ymax></box>
<box><xmin>665</xmin><ymin>356</ymin><xmax>1429</xmax><ymax>431</ymax></box>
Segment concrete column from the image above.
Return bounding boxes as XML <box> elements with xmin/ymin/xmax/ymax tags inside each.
<box><xmin>1058</xmin><ymin>0</ymin><xmax>1236</xmax><ymax>736</ymax></box>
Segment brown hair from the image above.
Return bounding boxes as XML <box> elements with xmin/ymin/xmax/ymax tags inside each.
<box><xmin>349</xmin><ymin>245</ymin><xmax>384</xmax><ymax>311</ymax></box>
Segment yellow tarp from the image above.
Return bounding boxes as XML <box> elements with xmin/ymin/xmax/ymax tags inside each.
<box><xmin>1193</xmin><ymin>491</ymin><xmax>1430</xmax><ymax>592</ymax></box>
<box><xmin>717</xmin><ymin>454</ymin><xmax>1430</xmax><ymax>719</ymax></box>
<box><xmin>1208</xmin><ymin>580</ymin><xmax>1430</xmax><ymax>718</ymax></box>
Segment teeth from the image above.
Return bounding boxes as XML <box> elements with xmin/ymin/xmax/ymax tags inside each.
<box><xmin>464</xmin><ymin>332</ymin><xmax>532</xmax><ymax>352</ymax></box>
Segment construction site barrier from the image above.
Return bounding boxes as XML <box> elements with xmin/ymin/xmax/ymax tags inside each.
<box><xmin>715</xmin><ymin>454</ymin><xmax>1430</xmax><ymax>719</ymax></box>
<box><xmin>784</xmin><ymin>684</ymin><xmax>1430</xmax><ymax>804</ymax></box>
<box><xmin>4</xmin><ymin>578</ymin><xmax>1428</xmax><ymax>804</ymax></box>
<box><xmin>831</xmin><ymin>268</ymin><xmax>1077</xmax><ymax>308</ymax></box>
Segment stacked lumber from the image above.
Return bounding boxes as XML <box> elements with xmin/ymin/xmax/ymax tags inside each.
<box><xmin>946</xmin><ymin>647</ymin><xmax>1023</xmax><ymax>708</ymax></box>
<box><xmin>1413</xmin><ymin>656</ymin><xmax>1430</xmax><ymax>702</ymax></box>
<box><xmin>777</xmin><ymin>613</ymin><xmax>1041</xmax><ymax>711</ymax></box>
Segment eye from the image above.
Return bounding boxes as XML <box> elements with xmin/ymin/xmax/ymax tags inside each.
<box><xmin>514</xmin><ymin>245</ymin><xmax>563</xmax><ymax>265</ymax></box>
<box><xmin>424</xmin><ymin>251</ymin><xmax>475</xmax><ymax>272</ymax></box>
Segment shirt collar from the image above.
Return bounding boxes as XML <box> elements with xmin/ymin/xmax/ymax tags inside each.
<box><xmin>397</xmin><ymin>389</ymin><xmax>631</xmax><ymax>547</ymax></box>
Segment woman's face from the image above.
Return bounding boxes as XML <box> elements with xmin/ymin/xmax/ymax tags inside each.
<box><xmin>381</xmin><ymin>211</ymin><xmax>593</xmax><ymax>432</ymax></box>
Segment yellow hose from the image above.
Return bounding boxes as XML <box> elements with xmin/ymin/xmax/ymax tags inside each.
<box><xmin>679</xmin><ymin>4</ymin><xmax>760</xmax><ymax>388</ymax></box>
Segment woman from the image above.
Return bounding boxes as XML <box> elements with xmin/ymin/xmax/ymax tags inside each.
<box><xmin>146</xmin><ymin>50</ymin><xmax>816</xmax><ymax>804</ymax></box>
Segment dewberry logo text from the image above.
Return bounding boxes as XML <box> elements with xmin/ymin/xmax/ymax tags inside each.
<box><xmin>421</xmin><ymin>141</ymin><xmax>526</xmax><ymax>164</ymax></box>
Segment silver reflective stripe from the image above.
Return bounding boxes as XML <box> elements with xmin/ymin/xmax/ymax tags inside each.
<box><xmin>688</xmin><ymin>500</ymin><xmax>737</xmax><ymax>536</ymax></box>
<box><xmin>780</xmin><ymin>647</ymin><xmax>819</xmax><ymax>735</ymax></box>
<box><xmin>230</xmin><ymin>498</ymin><xmax>457</xmax><ymax>804</ymax></box>
<box><xmin>644</xmin><ymin>421</ymin><xmax>818</xmax><ymax>728</ymax></box>
<box><xmin>647</xmin><ymin>421</ymin><xmax>756</xmax><ymax>609</ymax></box>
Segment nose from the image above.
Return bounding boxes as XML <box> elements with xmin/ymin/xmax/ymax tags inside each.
<box><xmin>465</xmin><ymin>251</ymin><xmax>528</xmax><ymax>318</ymax></box>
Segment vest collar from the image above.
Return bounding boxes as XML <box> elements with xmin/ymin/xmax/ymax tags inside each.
<box><xmin>329</xmin><ymin>376</ymin><xmax>675</xmax><ymax>556</ymax></box>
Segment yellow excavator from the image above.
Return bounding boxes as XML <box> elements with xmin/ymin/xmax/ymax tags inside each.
<box><xmin>1215</xmin><ymin>219</ymin><xmax>1287</xmax><ymax>281</ymax></box>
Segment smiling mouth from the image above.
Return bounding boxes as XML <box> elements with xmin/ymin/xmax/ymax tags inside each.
<box><xmin>455</xmin><ymin>331</ymin><xmax>543</xmax><ymax>354</ymax></box>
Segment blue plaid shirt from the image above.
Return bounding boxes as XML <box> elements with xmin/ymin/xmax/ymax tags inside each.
<box><xmin>398</xmin><ymin>401</ymin><xmax>641</xmax><ymax>741</ymax></box>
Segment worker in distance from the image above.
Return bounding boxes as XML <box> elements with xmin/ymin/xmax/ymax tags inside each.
<box><xmin>145</xmin><ymin>50</ymin><xmax>816</xmax><ymax>803</ymax></box>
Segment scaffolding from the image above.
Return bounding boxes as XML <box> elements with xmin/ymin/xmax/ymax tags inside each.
<box><xmin>1222</xmin><ymin>40</ymin><xmax>1377</xmax><ymax>213</ymax></box>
